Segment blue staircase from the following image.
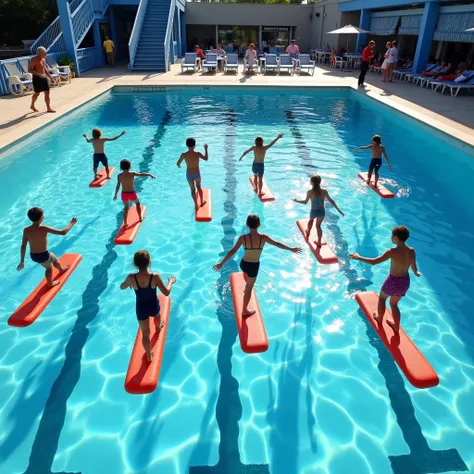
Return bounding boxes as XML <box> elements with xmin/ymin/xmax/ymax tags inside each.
<box><xmin>133</xmin><ymin>0</ymin><xmax>171</xmax><ymax>71</ymax></box>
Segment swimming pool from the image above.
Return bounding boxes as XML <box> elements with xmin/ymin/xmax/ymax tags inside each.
<box><xmin>0</xmin><ymin>86</ymin><xmax>473</xmax><ymax>474</ymax></box>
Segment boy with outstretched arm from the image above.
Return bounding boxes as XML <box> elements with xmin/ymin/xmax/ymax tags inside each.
<box><xmin>113</xmin><ymin>159</ymin><xmax>155</xmax><ymax>228</ymax></box>
<box><xmin>352</xmin><ymin>134</ymin><xmax>391</xmax><ymax>188</ymax></box>
<box><xmin>349</xmin><ymin>225</ymin><xmax>420</xmax><ymax>332</ymax></box>
<box><xmin>83</xmin><ymin>128</ymin><xmax>126</xmax><ymax>180</ymax></box>
<box><xmin>17</xmin><ymin>207</ymin><xmax>78</xmax><ymax>288</ymax></box>
<box><xmin>177</xmin><ymin>138</ymin><xmax>208</xmax><ymax>210</ymax></box>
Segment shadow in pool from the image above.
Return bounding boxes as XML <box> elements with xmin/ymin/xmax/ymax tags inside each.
<box><xmin>20</xmin><ymin>112</ymin><xmax>172</xmax><ymax>474</ymax></box>
<box><xmin>190</xmin><ymin>109</ymin><xmax>269</xmax><ymax>474</ymax></box>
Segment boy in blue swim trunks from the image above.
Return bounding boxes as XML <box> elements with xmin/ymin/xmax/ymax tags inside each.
<box><xmin>177</xmin><ymin>137</ymin><xmax>208</xmax><ymax>210</ymax></box>
<box><xmin>353</xmin><ymin>134</ymin><xmax>391</xmax><ymax>188</ymax></box>
<box><xmin>83</xmin><ymin>128</ymin><xmax>126</xmax><ymax>181</ymax></box>
<box><xmin>239</xmin><ymin>133</ymin><xmax>284</xmax><ymax>197</ymax></box>
<box><xmin>17</xmin><ymin>207</ymin><xmax>78</xmax><ymax>288</ymax></box>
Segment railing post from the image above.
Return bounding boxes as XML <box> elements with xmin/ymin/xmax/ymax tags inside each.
<box><xmin>109</xmin><ymin>6</ymin><xmax>118</xmax><ymax>57</ymax></box>
<box><xmin>93</xmin><ymin>20</ymin><xmax>105</xmax><ymax>67</ymax></box>
<box><xmin>181</xmin><ymin>11</ymin><xmax>187</xmax><ymax>56</ymax></box>
<box><xmin>56</xmin><ymin>0</ymin><xmax>80</xmax><ymax>74</ymax></box>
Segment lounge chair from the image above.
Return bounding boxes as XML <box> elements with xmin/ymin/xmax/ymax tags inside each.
<box><xmin>371</xmin><ymin>64</ymin><xmax>382</xmax><ymax>74</ymax></box>
<box><xmin>181</xmin><ymin>53</ymin><xmax>198</xmax><ymax>73</ymax></box>
<box><xmin>298</xmin><ymin>54</ymin><xmax>315</xmax><ymax>75</ymax></box>
<box><xmin>46</xmin><ymin>56</ymin><xmax>71</xmax><ymax>83</ymax></box>
<box><xmin>334</xmin><ymin>56</ymin><xmax>347</xmax><ymax>70</ymax></box>
<box><xmin>224</xmin><ymin>53</ymin><xmax>239</xmax><ymax>73</ymax></box>
<box><xmin>431</xmin><ymin>71</ymin><xmax>474</xmax><ymax>96</ymax></box>
<box><xmin>405</xmin><ymin>65</ymin><xmax>442</xmax><ymax>83</ymax></box>
<box><xmin>3</xmin><ymin>61</ymin><xmax>33</xmax><ymax>95</ymax></box>
<box><xmin>202</xmin><ymin>53</ymin><xmax>218</xmax><ymax>73</ymax></box>
<box><xmin>278</xmin><ymin>54</ymin><xmax>294</xmax><ymax>75</ymax></box>
<box><xmin>263</xmin><ymin>54</ymin><xmax>278</xmax><ymax>74</ymax></box>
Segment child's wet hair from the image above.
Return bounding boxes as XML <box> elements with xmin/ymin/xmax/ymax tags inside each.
<box><xmin>186</xmin><ymin>137</ymin><xmax>196</xmax><ymax>147</ymax></box>
<box><xmin>92</xmin><ymin>128</ymin><xmax>101</xmax><ymax>139</ymax></box>
<box><xmin>255</xmin><ymin>136</ymin><xmax>264</xmax><ymax>147</ymax></box>
<box><xmin>120</xmin><ymin>159</ymin><xmax>131</xmax><ymax>170</ymax></box>
<box><xmin>392</xmin><ymin>225</ymin><xmax>409</xmax><ymax>242</ymax></box>
<box><xmin>372</xmin><ymin>134</ymin><xmax>381</xmax><ymax>144</ymax></box>
<box><xmin>134</xmin><ymin>250</ymin><xmax>151</xmax><ymax>270</ymax></box>
<box><xmin>27</xmin><ymin>207</ymin><xmax>43</xmax><ymax>222</ymax></box>
<box><xmin>246</xmin><ymin>214</ymin><xmax>260</xmax><ymax>229</ymax></box>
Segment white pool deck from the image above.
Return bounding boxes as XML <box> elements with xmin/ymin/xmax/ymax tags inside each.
<box><xmin>1</xmin><ymin>63</ymin><xmax>473</xmax><ymax>154</ymax></box>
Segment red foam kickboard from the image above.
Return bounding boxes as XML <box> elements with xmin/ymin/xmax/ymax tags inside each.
<box><xmin>195</xmin><ymin>188</ymin><xmax>212</xmax><ymax>222</ymax></box>
<box><xmin>296</xmin><ymin>219</ymin><xmax>338</xmax><ymax>264</ymax></box>
<box><xmin>125</xmin><ymin>295</ymin><xmax>170</xmax><ymax>394</ymax></box>
<box><xmin>114</xmin><ymin>205</ymin><xmax>146</xmax><ymax>245</ymax></box>
<box><xmin>358</xmin><ymin>172</ymin><xmax>394</xmax><ymax>198</ymax></box>
<box><xmin>230</xmin><ymin>272</ymin><xmax>269</xmax><ymax>354</ymax></box>
<box><xmin>89</xmin><ymin>167</ymin><xmax>115</xmax><ymax>188</ymax></box>
<box><xmin>249</xmin><ymin>177</ymin><xmax>275</xmax><ymax>202</ymax></box>
<box><xmin>356</xmin><ymin>291</ymin><xmax>439</xmax><ymax>389</ymax></box>
<box><xmin>8</xmin><ymin>254</ymin><xmax>82</xmax><ymax>327</ymax></box>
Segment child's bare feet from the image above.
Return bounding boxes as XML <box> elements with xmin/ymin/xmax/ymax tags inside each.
<box><xmin>315</xmin><ymin>241</ymin><xmax>327</xmax><ymax>247</ymax></box>
<box><xmin>95</xmin><ymin>174</ymin><xmax>101</xmax><ymax>179</ymax></box>
<box><xmin>47</xmin><ymin>280</ymin><xmax>61</xmax><ymax>288</ymax></box>
<box><xmin>373</xmin><ymin>312</ymin><xmax>383</xmax><ymax>324</ymax></box>
<box><xmin>200</xmin><ymin>200</ymin><xmax>207</xmax><ymax>208</ymax></box>
<box><xmin>242</xmin><ymin>309</ymin><xmax>256</xmax><ymax>317</ymax></box>
<box><xmin>146</xmin><ymin>351</ymin><xmax>154</xmax><ymax>363</ymax></box>
<box><xmin>59</xmin><ymin>264</ymin><xmax>71</xmax><ymax>273</ymax></box>
<box><xmin>259</xmin><ymin>192</ymin><xmax>265</xmax><ymax>196</ymax></box>
<box><xmin>386</xmin><ymin>320</ymin><xmax>399</xmax><ymax>332</ymax></box>
<box><xmin>155</xmin><ymin>320</ymin><xmax>165</xmax><ymax>333</ymax></box>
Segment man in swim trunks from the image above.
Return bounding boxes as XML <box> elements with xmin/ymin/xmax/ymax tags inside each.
<box><xmin>28</xmin><ymin>46</ymin><xmax>56</xmax><ymax>113</ymax></box>
<box><xmin>177</xmin><ymin>137</ymin><xmax>208</xmax><ymax>210</ymax></box>
<box><xmin>349</xmin><ymin>225</ymin><xmax>421</xmax><ymax>332</ymax></box>
<box><xmin>83</xmin><ymin>128</ymin><xmax>126</xmax><ymax>180</ymax></box>
<box><xmin>353</xmin><ymin>134</ymin><xmax>391</xmax><ymax>188</ymax></box>
<box><xmin>114</xmin><ymin>159</ymin><xmax>155</xmax><ymax>228</ymax></box>
<box><xmin>17</xmin><ymin>207</ymin><xmax>77</xmax><ymax>288</ymax></box>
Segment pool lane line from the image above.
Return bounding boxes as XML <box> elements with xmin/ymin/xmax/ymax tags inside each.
<box><xmin>20</xmin><ymin>111</ymin><xmax>172</xmax><ymax>474</ymax></box>
<box><xmin>285</xmin><ymin>110</ymin><xmax>467</xmax><ymax>473</ymax></box>
<box><xmin>189</xmin><ymin>109</ymin><xmax>269</xmax><ymax>474</ymax></box>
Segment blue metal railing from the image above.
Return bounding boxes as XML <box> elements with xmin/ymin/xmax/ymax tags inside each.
<box><xmin>77</xmin><ymin>47</ymin><xmax>102</xmax><ymax>73</ymax></box>
<box><xmin>128</xmin><ymin>0</ymin><xmax>149</xmax><ymax>69</ymax></box>
<box><xmin>92</xmin><ymin>0</ymin><xmax>108</xmax><ymax>15</ymax></box>
<box><xmin>30</xmin><ymin>16</ymin><xmax>63</xmax><ymax>54</ymax></box>
<box><xmin>71</xmin><ymin>0</ymin><xmax>95</xmax><ymax>46</ymax></box>
<box><xmin>163</xmin><ymin>0</ymin><xmax>176</xmax><ymax>72</ymax></box>
<box><xmin>69</xmin><ymin>0</ymin><xmax>83</xmax><ymax>14</ymax></box>
<box><xmin>173</xmin><ymin>41</ymin><xmax>178</xmax><ymax>63</ymax></box>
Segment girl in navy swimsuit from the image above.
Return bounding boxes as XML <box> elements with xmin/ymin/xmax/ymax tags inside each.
<box><xmin>213</xmin><ymin>214</ymin><xmax>301</xmax><ymax>316</ymax></box>
<box><xmin>120</xmin><ymin>250</ymin><xmax>176</xmax><ymax>362</ymax></box>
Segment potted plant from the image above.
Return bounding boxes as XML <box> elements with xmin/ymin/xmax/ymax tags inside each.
<box><xmin>57</xmin><ymin>55</ymin><xmax>76</xmax><ymax>78</ymax></box>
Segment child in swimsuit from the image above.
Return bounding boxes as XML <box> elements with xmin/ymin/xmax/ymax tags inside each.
<box><xmin>17</xmin><ymin>207</ymin><xmax>78</xmax><ymax>288</ymax></box>
<box><xmin>213</xmin><ymin>214</ymin><xmax>301</xmax><ymax>316</ymax></box>
<box><xmin>113</xmin><ymin>159</ymin><xmax>155</xmax><ymax>228</ymax></box>
<box><xmin>120</xmin><ymin>250</ymin><xmax>176</xmax><ymax>362</ymax></box>
<box><xmin>350</xmin><ymin>225</ymin><xmax>421</xmax><ymax>332</ymax></box>
<box><xmin>177</xmin><ymin>137</ymin><xmax>208</xmax><ymax>211</ymax></box>
<box><xmin>83</xmin><ymin>128</ymin><xmax>126</xmax><ymax>181</ymax></box>
<box><xmin>352</xmin><ymin>135</ymin><xmax>391</xmax><ymax>188</ymax></box>
<box><xmin>292</xmin><ymin>175</ymin><xmax>344</xmax><ymax>247</ymax></box>
<box><xmin>239</xmin><ymin>133</ymin><xmax>284</xmax><ymax>197</ymax></box>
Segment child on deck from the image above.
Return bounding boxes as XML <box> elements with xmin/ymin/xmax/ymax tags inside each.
<box><xmin>349</xmin><ymin>225</ymin><xmax>421</xmax><ymax>332</ymax></box>
<box><xmin>353</xmin><ymin>134</ymin><xmax>391</xmax><ymax>188</ymax></box>
<box><xmin>120</xmin><ymin>250</ymin><xmax>176</xmax><ymax>362</ymax></box>
<box><xmin>83</xmin><ymin>128</ymin><xmax>126</xmax><ymax>181</ymax></box>
<box><xmin>292</xmin><ymin>175</ymin><xmax>344</xmax><ymax>246</ymax></box>
<box><xmin>177</xmin><ymin>138</ymin><xmax>208</xmax><ymax>210</ymax></box>
<box><xmin>239</xmin><ymin>133</ymin><xmax>284</xmax><ymax>197</ymax></box>
<box><xmin>213</xmin><ymin>214</ymin><xmax>301</xmax><ymax>317</ymax></box>
<box><xmin>113</xmin><ymin>159</ymin><xmax>155</xmax><ymax>228</ymax></box>
<box><xmin>17</xmin><ymin>207</ymin><xmax>77</xmax><ymax>288</ymax></box>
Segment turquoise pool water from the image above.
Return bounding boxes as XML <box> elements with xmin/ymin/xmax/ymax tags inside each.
<box><xmin>0</xmin><ymin>87</ymin><xmax>473</xmax><ymax>474</ymax></box>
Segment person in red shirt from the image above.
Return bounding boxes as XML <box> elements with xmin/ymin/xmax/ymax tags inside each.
<box><xmin>194</xmin><ymin>45</ymin><xmax>206</xmax><ymax>70</ymax></box>
<box><xmin>358</xmin><ymin>40</ymin><xmax>375</xmax><ymax>87</ymax></box>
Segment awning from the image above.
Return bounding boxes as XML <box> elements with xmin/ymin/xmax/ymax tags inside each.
<box><xmin>399</xmin><ymin>15</ymin><xmax>422</xmax><ymax>35</ymax></box>
<box><xmin>434</xmin><ymin>12</ymin><xmax>474</xmax><ymax>42</ymax></box>
<box><xmin>369</xmin><ymin>16</ymin><xmax>399</xmax><ymax>36</ymax></box>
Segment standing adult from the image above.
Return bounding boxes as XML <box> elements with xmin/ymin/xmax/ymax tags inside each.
<box><xmin>387</xmin><ymin>40</ymin><xmax>398</xmax><ymax>82</ymax></box>
<box><xmin>28</xmin><ymin>46</ymin><xmax>55</xmax><ymax>113</ymax></box>
<box><xmin>103</xmin><ymin>36</ymin><xmax>115</xmax><ymax>67</ymax></box>
<box><xmin>286</xmin><ymin>39</ymin><xmax>300</xmax><ymax>56</ymax></box>
<box><xmin>381</xmin><ymin>41</ymin><xmax>392</xmax><ymax>82</ymax></box>
<box><xmin>244</xmin><ymin>43</ymin><xmax>258</xmax><ymax>74</ymax></box>
<box><xmin>358</xmin><ymin>40</ymin><xmax>375</xmax><ymax>87</ymax></box>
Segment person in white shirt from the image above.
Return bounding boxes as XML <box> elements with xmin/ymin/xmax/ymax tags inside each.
<box><xmin>244</xmin><ymin>43</ymin><xmax>258</xmax><ymax>74</ymax></box>
<box><xmin>285</xmin><ymin>39</ymin><xmax>300</xmax><ymax>56</ymax></box>
<box><xmin>213</xmin><ymin>44</ymin><xmax>226</xmax><ymax>56</ymax></box>
<box><xmin>387</xmin><ymin>40</ymin><xmax>398</xmax><ymax>82</ymax></box>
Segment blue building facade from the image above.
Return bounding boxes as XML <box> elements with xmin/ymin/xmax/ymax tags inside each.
<box><xmin>339</xmin><ymin>0</ymin><xmax>474</xmax><ymax>72</ymax></box>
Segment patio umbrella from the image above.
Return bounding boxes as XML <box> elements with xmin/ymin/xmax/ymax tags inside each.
<box><xmin>327</xmin><ymin>24</ymin><xmax>371</xmax><ymax>53</ymax></box>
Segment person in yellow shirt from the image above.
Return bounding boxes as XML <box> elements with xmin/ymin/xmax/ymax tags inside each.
<box><xmin>103</xmin><ymin>36</ymin><xmax>115</xmax><ymax>67</ymax></box>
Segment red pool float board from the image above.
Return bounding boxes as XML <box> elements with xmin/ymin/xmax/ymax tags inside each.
<box><xmin>296</xmin><ymin>219</ymin><xmax>338</xmax><ymax>264</ymax></box>
<box><xmin>356</xmin><ymin>291</ymin><xmax>439</xmax><ymax>389</ymax></box>
<box><xmin>8</xmin><ymin>254</ymin><xmax>82</xmax><ymax>327</ymax></box>
<box><xmin>195</xmin><ymin>188</ymin><xmax>212</xmax><ymax>222</ymax></box>
<box><xmin>358</xmin><ymin>172</ymin><xmax>394</xmax><ymax>198</ymax></box>
<box><xmin>114</xmin><ymin>205</ymin><xmax>146</xmax><ymax>245</ymax></box>
<box><xmin>249</xmin><ymin>177</ymin><xmax>275</xmax><ymax>202</ymax></box>
<box><xmin>125</xmin><ymin>295</ymin><xmax>170</xmax><ymax>394</ymax></box>
<box><xmin>89</xmin><ymin>167</ymin><xmax>115</xmax><ymax>188</ymax></box>
<box><xmin>230</xmin><ymin>272</ymin><xmax>269</xmax><ymax>353</ymax></box>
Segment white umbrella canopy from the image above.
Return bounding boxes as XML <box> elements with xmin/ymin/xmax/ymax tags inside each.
<box><xmin>327</xmin><ymin>25</ymin><xmax>371</xmax><ymax>35</ymax></box>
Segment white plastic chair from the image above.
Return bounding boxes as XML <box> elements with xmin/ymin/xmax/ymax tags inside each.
<box><xmin>263</xmin><ymin>54</ymin><xmax>278</xmax><ymax>74</ymax></box>
<box><xmin>181</xmin><ymin>53</ymin><xmax>198</xmax><ymax>73</ymax></box>
<box><xmin>335</xmin><ymin>56</ymin><xmax>347</xmax><ymax>69</ymax></box>
<box><xmin>298</xmin><ymin>54</ymin><xmax>315</xmax><ymax>75</ymax></box>
<box><xmin>202</xmin><ymin>53</ymin><xmax>218</xmax><ymax>73</ymax></box>
<box><xmin>46</xmin><ymin>56</ymin><xmax>71</xmax><ymax>83</ymax></box>
<box><xmin>279</xmin><ymin>54</ymin><xmax>294</xmax><ymax>75</ymax></box>
<box><xmin>3</xmin><ymin>61</ymin><xmax>33</xmax><ymax>95</ymax></box>
<box><xmin>225</xmin><ymin>53</ymin><xmax>239</xmax><ymax>73</ymax></box>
